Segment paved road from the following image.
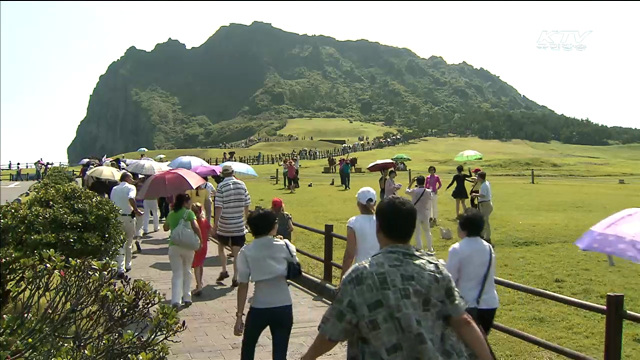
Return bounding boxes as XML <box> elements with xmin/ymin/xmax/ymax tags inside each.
<box><xmin>0</xmin><ymin>181</ymin><xmax>36</xmax><ymax>204</ymax></box>
<box><xmin>132</xmin><ymin>228</ymin><xmax>347</xmax><ymax>359</ymax></box>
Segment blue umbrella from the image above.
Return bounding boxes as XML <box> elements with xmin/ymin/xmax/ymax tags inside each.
<box><xmin>220</xmin><ymin>161</ymin><xmax>258</xmax><ymax>177</ymax></box>
<box><xmin>168</xmin><ymin>156</ymin><xmax>209</xmax><ymax>170</ymax></box>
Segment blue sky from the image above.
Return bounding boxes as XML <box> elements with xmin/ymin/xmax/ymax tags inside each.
<box><xmin>1</xmin><ymin>1</ymin><xmax>638</xmax><ymax>164</ymax></box>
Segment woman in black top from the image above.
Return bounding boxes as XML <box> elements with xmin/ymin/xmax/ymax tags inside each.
<box><xmin>446</xmin><ymin>165</ymin><xmax>474</xmax><ymax>218</ymax></box>
<box><xmin>378</xmin><ymin>169</ymin><xmax>388</xmax><ymax>200</ymax></box>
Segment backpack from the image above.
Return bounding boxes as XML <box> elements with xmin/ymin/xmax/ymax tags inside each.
<box><xmin>277</xmin><ymin>212</ymin><xmax>293</xmax><ymax>239</ymax></box>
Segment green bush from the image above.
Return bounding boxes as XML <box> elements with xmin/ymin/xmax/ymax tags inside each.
<box><xmin>0</xmin><ymin>183</ymin><xmax>124</xmax><ymax>261</ymax></box>
<box><xmin>0</xmin><ymin>177</ymin><xmax>185</xmax><ymax>359</ymax></box>
<box><xmin>42</xmin><ymin>166</ymin><xmax>75</xmax><ymax>185</ymax></box>
<box><xmin>0</xmin><ymin>250</ymin><xmax>185</xmax><ymax>359</ymax></box>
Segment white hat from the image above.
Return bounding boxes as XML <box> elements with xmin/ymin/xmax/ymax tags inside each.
<box><xmin>221</xmin><ymin>164</ymin><xmax>234</xmax><ymax>176</ymax></box>
<box><xmin>356</xmin><ymin>187</ymin><xmax>377</xmax><ymax>205</ymax></box>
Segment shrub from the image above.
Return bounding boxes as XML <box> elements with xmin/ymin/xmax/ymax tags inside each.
<box><xmin>0</xmin><ymin>177</ymin><xmax>185</xmax><ymax>359</ymax></box>
<box><xmin>42</xmin><ymin>166</ymin><xmax>75</xmax><ymax>186</ymax></box>
<box><xmin>0</xmin><ymin>183</ymin><xmax>124</xmax><ymax>261</ymax></box>
<box><xmin>0</xmin><ymin>250</ymin><xmax>185</xmax><ymax>359</ymax></box>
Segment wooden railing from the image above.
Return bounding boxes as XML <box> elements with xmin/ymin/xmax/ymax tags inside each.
<box><xmin>291</xmin><ymin>221</ymin><xmax>640</xmax><ymax>360</ymax></box>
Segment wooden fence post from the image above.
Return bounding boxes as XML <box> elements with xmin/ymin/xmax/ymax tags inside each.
<box><xmin>323</xmin><ymin>224</ymin><xmax>334</xmax><ymax>283</ymax></box>
<box><xmin>275</xmin><ymin>169</ymin><xmax>279</xmax><ymax>185</ymax></box>
<box><xmin>531</xmin><ymin>169</ymin><xmax>535</xmax><ymax>184</ymax></box>
<box><xmin>408</xmin><ymin>169</ymin><xmax>412</xmax><ymax>184</ymax></box>
<box><xmin>604</xmin><ymin>293</ymin><xmax>624</xmax><ymax>360</ymax></box>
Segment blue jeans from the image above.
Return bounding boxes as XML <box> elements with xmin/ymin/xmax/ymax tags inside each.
<box><xmin>241</xmin><ymin>305</ymin><xmax>293</xmax><ymax>360</ymax></box>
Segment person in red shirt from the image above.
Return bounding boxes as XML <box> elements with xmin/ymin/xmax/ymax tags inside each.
<box><xmin>191</xmin><ymin>202</ymin><xmax>211</xmax><ymax>296</ymax></box>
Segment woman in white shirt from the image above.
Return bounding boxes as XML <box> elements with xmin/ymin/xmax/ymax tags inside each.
<box><xmin>384</xmin><ymin>170</ymin><xmax>402</xmax><ymax>198</ymax></box>
<box><xmin>340</xmin><ymin>187</ymin><xmax>379</xmax><ymax>281</ymax></box>
<box><xmin>234</xmin><ymin>209</ymin><xmax>299</xmax><ymax>360</ymax></box>
<box><xmin>445</xmin><ymin>208</ymin><xmax>499</xmax><ymax>334</ymax></box>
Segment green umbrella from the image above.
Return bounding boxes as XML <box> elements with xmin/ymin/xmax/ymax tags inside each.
<box><xmin>454</xmin><ymin>150</ymin><xmax>483</xmax><ymax>161</ymax></box>
<box><xmin>392</xmin><ymin>154</ymin><xmax>412</xmax><ymax>162</ymax></box>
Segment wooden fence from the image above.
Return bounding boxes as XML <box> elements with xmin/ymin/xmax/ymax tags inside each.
<box><xmin>290</xmin><ymin>221</ymin><xmax>640</xmax><ymax>360</ymax></box>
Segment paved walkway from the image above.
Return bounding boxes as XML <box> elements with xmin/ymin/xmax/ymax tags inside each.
<box><xmin>129</xmin><ymin>229</ymin><xmax>346</xmax><ymax>360</ymax></box>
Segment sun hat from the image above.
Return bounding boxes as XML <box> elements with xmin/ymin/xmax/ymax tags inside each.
<box><xmin>272</xmin><ymin>198</ymin><xmax>283</xmax><ymax>209</ymax></box>
<box><xmin>356</xmin><ymin>187</ymin><xmax>377</xmax><ymax>205</ymax></box>
<box><xmin>221</xmin><ymin>164</ymin><xmax>234</xmax><ymax>176</ymax></box>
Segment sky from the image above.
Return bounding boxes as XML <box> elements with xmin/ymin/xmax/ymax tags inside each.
<box><xmin>1</xmin><ymin>1</ymin><xmax>639</xmax><ymax>164</ymax></box>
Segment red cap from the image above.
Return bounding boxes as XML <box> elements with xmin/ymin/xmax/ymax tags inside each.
<box><xmin>272</xmin><ymin>198</ymin><xmax>283</xmax><ymax>209</ymax></box>
<box><xmin>472</xmin><ymin>168</ymin><xmax>482</xmax><ymax>173</ymax></box>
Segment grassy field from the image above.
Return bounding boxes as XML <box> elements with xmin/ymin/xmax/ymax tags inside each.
<box><xmin>277</xmin><ymin>117</ymin><xmax>395</xmax><ymax>140</ymax></box>
<box><xmin>112</xmin><ymin>120</ymin><xmax>640</xmax><ymax>358</ymax></box>
<box><xmin>239</xmin><ymin>165</ymin><xmax>639</xmax><ymax>359</ymax></box>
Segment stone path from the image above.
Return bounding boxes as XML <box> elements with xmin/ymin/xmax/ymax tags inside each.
<box><xmin>129</xmin><ymin>229</ymin><xmax>346</xmax><ymax>360</ymax></box>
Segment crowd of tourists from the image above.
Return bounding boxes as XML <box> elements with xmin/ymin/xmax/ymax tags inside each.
<box><xmin>87</xmin><ymin>149</ymin><xmax>497</xmax><ymax>359</ymax></box>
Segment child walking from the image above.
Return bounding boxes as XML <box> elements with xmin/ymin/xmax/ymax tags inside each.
<box><xmin>192</xmin><ymin>202</ymin><xmax>210</xmax><ymax>296</ymax></box>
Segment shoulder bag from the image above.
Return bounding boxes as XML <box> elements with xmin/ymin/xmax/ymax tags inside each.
<box><xmin>283</xmin><ymin>241</ymin><xmax>302</xmax><ymax>280</ymax></box>
<box><xmin>170</xmin><ymin>211</ymin><xmax>201</xmax><ymax>251</ymax></box>
<box><xmin>465</xmin><ymin>245</ymin><xmax>496</xmax><ymax>359</ymax></box>
<box><xmin>413</xmin><ymin>188</ymin><xmax>427</xmax><ymax>206</ymax></box>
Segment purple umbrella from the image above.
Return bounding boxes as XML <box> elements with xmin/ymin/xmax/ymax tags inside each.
<box><xmin>575</xmin><ymin>208</ymin><xmax>640</xmax><ymax>265</ymax></box>
<box><xmin>190</xmin><ymin>165</ymin><xmax>222</xmax><ymax>177</ymax></box>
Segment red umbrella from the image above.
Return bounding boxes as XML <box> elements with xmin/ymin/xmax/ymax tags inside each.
<box><xmin>367</xmin><ymin>159</ymin><xmax>396</xmax><ymax>172</ymax></box>
<box><xmin>191</xmin><ymin>165</ymin><xmax>222</xmax><ymax>177</ymax></box>
<box><xmin>137</xmin><ymin>168</ymin><xmax>206</xmax><ymax>199</ymax></box>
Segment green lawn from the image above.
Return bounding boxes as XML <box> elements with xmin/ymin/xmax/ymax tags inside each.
<box><xmin>277</xmin><ymin>117</ymin><xmax>396</xmax><ymax>140</ymax></box>
<box><xmin>240</xmin><ymin>166</ymin><xmax>639</xmax><ymax>359</ymax></box>
<box><xmin>110</xmin><ymin>119</ymin><xmax>640</xmax><ymax>358</ymax></box>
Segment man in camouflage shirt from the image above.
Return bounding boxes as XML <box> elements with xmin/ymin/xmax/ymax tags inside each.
<box><xmin>302</xmin><ymin>196</ymin><xmax>493</xmax><ymax>360</ymax></box>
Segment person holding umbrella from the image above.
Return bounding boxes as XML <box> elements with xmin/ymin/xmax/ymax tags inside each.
<box><xmin>379</xmin><ymin>169</ymin><xmax>389</xmax><ymax>199</ymax></box>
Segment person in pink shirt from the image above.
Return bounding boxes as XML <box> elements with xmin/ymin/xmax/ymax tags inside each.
<box><xmin>287</xmin><ymin>160</ymin><xmax>297</xmax><ymax>194</ymax></box>
<box><xmin>426</xmin><ymin>166</ymin><xmax>442</xmax><ymax>225</ymax></box>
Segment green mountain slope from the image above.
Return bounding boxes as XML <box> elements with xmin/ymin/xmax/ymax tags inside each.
<box><xmin>67</xmin><ymin>21</ymin><xmax>639</xmax><ymax>162</ymax></box>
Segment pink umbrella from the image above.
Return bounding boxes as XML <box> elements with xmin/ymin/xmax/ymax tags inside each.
<box><xmin>137</xmin><ymin>168</ymin><xmax>206</xmax><ymax>199</ymax></box>
<box><xmin>575</xmin><ymin>208</ymin><xmax>640</xmax><ymax>265</ymax></box>
<box><xmin>191</xmin><ymin>165</ymin><xmax>222</xmax><ymax>177</ymax></box>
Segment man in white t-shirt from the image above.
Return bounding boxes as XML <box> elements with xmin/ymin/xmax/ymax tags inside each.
<box><xmin>340</xmin><ymin>187</ymin><xmax>379</xmax><ymax>281</ymax></box>
<box><xmin>110</xmin><ymin>172</ymin><xmax>143</xmax><ymax>278</ymax></box>
<box><xmin>471</xmin><ymin>171</ymin><xmax>493</xmax><ymax>244</ymax></box>
<box><xmin>406</xmin><ymin>176</ymin><xmax>434</xmax><ymax>253</ymax></box>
